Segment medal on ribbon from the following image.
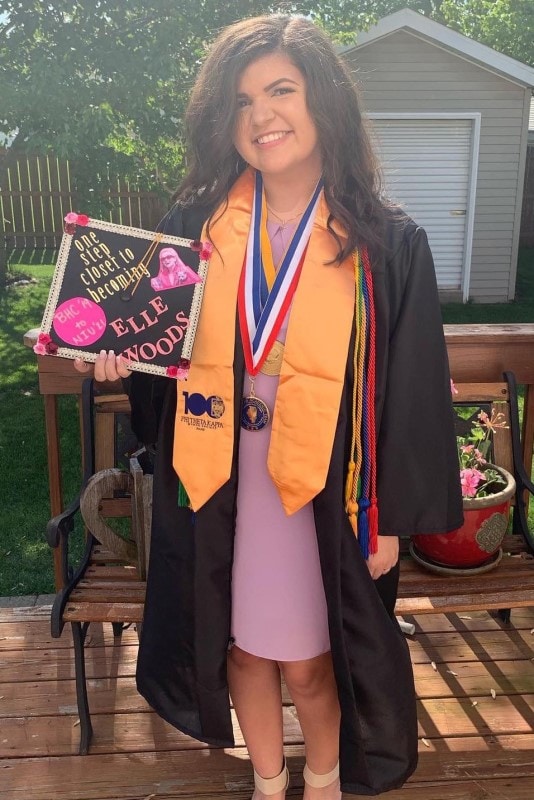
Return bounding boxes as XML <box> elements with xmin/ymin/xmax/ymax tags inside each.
<box><xmin>238</xmin><ymin>171</ymin><xmax>323</xmax><ymax>431</ymax></box>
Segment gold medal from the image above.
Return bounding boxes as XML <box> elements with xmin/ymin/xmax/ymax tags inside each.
<box><xmin>259</xmin><ymin>340</ymin><xmax>284</xmax><ymax>376</ymax></box>
<box><xmin>241</xmin><ymin>376</ymin><xmax>271</xmax><ymax>431</ymax></box>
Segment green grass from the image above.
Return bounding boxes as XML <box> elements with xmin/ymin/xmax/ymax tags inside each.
<box><xmin>0</xmin><ymin>265</ymin><xmax>82</xmax><ymax>595</ymax></box>
<box><xmin>1</xmin><ymin>249</ymin><xmax>533</xmax><ymax>595</ymax></box>
<box><xmin>441</xmin><ymin>248</ymin><xmax>534</xmax><ymax>323</ymax></box>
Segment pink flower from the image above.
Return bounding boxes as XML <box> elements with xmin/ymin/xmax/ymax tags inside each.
<box><xmin>64</xmin><ymin>212</ymin><xmax>89</xmax><ymax>227</ymax></box>
<box><xmin>38</xmin><ymin>333</ymin><xmax>52</xmax><ymax>345</ymax></box>
<box><xmin>190</xmin><ymin>240</ymin><xmax>202</xmax><ymax>252</ymax></box>
<box><xmin>460</xmin><ymin>468</ymin><xmax>486</xmax><ymax>498</ymax></box>
<box><xmin>200</xmin><ymin>242</ymin><xmax>213</xmax><ymax>260</ymax></box>
<box><xmin>167</xmin><ymin>359</ymin><xmax>190</xmax><ymax>380</ymax></box>
<box><xmin>461</xmin><ymin>444</ymin><xmax>474</xmax><ymax>453</ymax></box>
<box><xmin>64</xmin><ymin>222</ymin><xmax>76</xmax><ymax>235</ymax></box>
<box><xmin>46</xmin><ymin>341</ymin><xmax>58</xmax><ymax>355</ymax></box>
<box><xmin>450</xmin><ymin>379</ymin><xmax>459</xmax><ymax>395</ymax></box>
<box><xmin>33</xmin><ymin>343</ymin><xmax>46</xmax><ymax>355</ymax></box>
<box><xmin>474</xmin><ymin>449</ymin><xmax>486</xmax><ymax>464</ymax></box>
<box><xmin>176</xmin><ymin>365</ymin><xmax>190</xmax><ymax>380</ymax></box>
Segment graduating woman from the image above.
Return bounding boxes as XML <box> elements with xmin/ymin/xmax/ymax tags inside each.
<box><xmin>77</xmin><ymin>14</ymin><xmax>463</xmax><ymax>799</ymax></box>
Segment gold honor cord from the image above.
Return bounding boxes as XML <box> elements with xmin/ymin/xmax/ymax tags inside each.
<box><xmin>345</xmin><ymin>250</ymin><xmax>364</xmax><ymax>537</ymax></box>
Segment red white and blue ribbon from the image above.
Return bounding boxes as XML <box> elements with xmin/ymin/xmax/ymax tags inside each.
<box><xmin>239</xmin><ymin>171</ymin><xmax>323</xmax><ymax>376</ymax></box>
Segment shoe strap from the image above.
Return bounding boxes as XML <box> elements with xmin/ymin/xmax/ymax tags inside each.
<box><xmin>303</xmin><ymin>761</ymin><xmax>340</xmax><ymax>788</ymax></box>
<box><xmin>253</xmin><ymin>762</ymin><xmax>289</xmax><ymax>795</ymax></box>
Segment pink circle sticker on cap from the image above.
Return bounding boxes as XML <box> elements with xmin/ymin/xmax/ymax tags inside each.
<box><xmin>52</xmin><ymin>297</ymin><xmax>107</xmax><ymax>347</ymax></box>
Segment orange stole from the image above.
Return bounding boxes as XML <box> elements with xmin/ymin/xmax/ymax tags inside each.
<box><xmin>173</xmin><ymin>169</ymin><xmax>355</xmax><ymax>514</ymax></box>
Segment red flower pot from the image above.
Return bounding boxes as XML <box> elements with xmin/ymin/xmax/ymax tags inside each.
<box><xmin>411</xmin><ymin>466</ymin><xmax>516</xmax><ymax>571</ymax></box>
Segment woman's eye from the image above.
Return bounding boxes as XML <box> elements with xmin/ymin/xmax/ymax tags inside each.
<box><xmin>273</xmin><ymin>86</ymin><xmax>294</xmax><ymax>96</ymax></box>
<box><xmin>237</xmin><ymin>97</ymin><xmax>250</xmax><ymax>109</ymax></box>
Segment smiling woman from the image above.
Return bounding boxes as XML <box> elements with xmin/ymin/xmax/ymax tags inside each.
<box><xmin>77</xmin><ymin>12</ymin><xmax>463</xmax><ymax>800</ymax></box>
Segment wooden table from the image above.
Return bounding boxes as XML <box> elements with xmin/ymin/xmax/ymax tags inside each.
<box><xmin>26</xmin><ymin>323</ymin><xmax>534</xmax><ymax>590</ymax></box>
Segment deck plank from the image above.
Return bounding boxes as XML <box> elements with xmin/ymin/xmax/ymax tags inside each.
<box><xmin>1</xmin><ymin>607</ymin><xmax>533</xmax><ymax>799</ymax></box>
<box><xmin>3</xmin><ymin>742</ymin><xmax>534</xmax><ymax>799</ymax></box>
<box><xmin>3</xmin><ymin>658</ymin><xmax>534</xmax><ymax>720</ymax></box>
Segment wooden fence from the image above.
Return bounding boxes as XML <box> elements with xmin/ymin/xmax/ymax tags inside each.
<box><xmin>0</xmin><ymin>152</ymin><xmax>167</xmax><ymax>255</ymax></box>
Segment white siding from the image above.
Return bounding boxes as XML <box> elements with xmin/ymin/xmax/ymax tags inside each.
<box><xmin>344</xmin><ymin>30</ymin><xmax>528</xmax><ymax>302</ymax></box>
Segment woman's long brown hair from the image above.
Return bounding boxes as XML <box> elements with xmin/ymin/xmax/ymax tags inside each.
<box><xmin>176</xmin><ymin>14</ymin><xmax>387</xmax><ymax>261</ymax></box>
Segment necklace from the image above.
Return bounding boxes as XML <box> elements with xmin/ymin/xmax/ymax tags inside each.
<box><xmin>266</xmin><ymin>203</ymin><xmax>306</xmax><ymax>228</ymax></box>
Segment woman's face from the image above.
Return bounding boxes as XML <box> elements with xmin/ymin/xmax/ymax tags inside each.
<box><xmin>232</xmin><ymin>51</ymin><xmax>322</xmax><ymax>185</ymax></box>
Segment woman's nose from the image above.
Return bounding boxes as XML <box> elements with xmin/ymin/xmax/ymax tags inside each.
<box><xmin>250</xmin><ymin>97</ymin><xmax>275</xmax><ymax>126</ymax></box>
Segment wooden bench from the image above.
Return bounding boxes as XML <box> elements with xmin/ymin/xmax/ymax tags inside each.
<box><xmin>45</xmin><ymin>329</ymin><xmax>534</xmax><ymax>755</ymax></box>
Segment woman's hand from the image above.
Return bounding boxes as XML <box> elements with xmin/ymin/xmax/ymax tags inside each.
<box><xmin>74</xmin><ymin>350</ymin><xmax>131</xmax><ymax>382</ymax></box>
<box><xmin>366</xmin><ymin>535</ymin><xmax>399</xmax><ymax>580</ymax></box>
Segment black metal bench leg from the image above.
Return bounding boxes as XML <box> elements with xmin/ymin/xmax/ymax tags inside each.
<box><xmin>497</xmin><ymin>608</ymin><xmax>512</xmax><ymax>624</ymax></box>
<box><xmin>72</xmin><ymin>621</ymin><xmax>93</xmax><ymax>755</ymax></box>
<box><xmin>112</xmin><ymin>622</ymin><xmax>124</xmax><ymax>637</ymax></box>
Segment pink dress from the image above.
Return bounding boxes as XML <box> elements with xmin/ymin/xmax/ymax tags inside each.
<box><xmin>230</xmin><ymin>222</ymin><xmax>330</xmax><ymax>661</ymax></box>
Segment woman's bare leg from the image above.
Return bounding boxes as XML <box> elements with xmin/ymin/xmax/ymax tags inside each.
<box><xmin>281</xmin><ymin>651</ymin><xmax>341</xmax><ymax>800</ymax></box>
<box><xmin>228</xmin><ymin>645</ymin><xmax>286</xmax><ymax>799</ymax></box>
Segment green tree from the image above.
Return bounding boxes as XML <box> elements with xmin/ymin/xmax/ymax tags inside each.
<box><xmin>0</xmin><ymin>0</ymin><xmax>281</xmax><ymax>214</ymax></box>
<box><xmin>440</xmin><ymin>0</ymin><xmax>534</xmax><ymax>67</ymax></box>
<box><xmin>1</xmin><ymin>0</ymin><xmax>532</xmax><ymax>214</ymax></box>
<box><xmin>1</xmin><ymin>0</ymin><xmax>532</xmax><ymax>286</ymax></box>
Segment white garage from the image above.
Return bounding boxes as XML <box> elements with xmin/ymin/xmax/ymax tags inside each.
<box><xmin>341</xmin><ymin>8</ymin><xmax>534</xmax><ymax>303</ymax></box>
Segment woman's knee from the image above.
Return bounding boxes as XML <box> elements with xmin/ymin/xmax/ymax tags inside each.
<box><xmin>281</xmin><ymin>652</ymin><xmax>334</xmax><ymax>698</ymax></box>
<box><xmin>228</xmin><ymin>644</ymin><xmax>273</xmax><ymax>673</ymax></box>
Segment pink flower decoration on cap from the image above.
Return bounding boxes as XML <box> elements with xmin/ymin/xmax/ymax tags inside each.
<box><xmin>200</xmin><ymin>242</ymin><xmax>213</xmax><ymax>260</ymax></box>
<box><xmin>34</xmin><ymin>331</ymin><xmax>58</xmax><ymax>355</ymax></box>
<box><xmin>64</xmin><ymin>212</ymin><xmax>90</xmax><ymax>228</ymax></box>
<box><xmin>166</xmin><ymin>358</ymin><xmax>190</xmax><ymax>380</ymax></box>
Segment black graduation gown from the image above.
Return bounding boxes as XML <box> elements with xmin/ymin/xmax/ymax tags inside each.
<box><xmin>133</xmin><ymin>205</ymin><xmax>464</xmax><ymax>795</ymax></box>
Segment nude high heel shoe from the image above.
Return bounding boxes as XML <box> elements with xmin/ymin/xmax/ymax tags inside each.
<box><xmin>253</xmin><ymin>760</ymin><xmax>289</xmax><ymax>797</ymax></box>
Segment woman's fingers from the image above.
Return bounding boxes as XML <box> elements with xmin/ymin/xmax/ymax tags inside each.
<box><xmin>74</xmin><ymin>351</ymin><xmax>131</xmax><ymax>381</ymax></box>
<box><xmin>73</xmin><ymin>358</ymin><xmax>92</xmax><ymax>374</ymax></box>
<box><xmin>93</xmin><ymin>350</ymin><xmax>125</xmax><ymax>382</ymax></box>
<box><xmin>115</xmin><ymin>354</ymin><xmax>132</xmax><ymax>379</ymax></box>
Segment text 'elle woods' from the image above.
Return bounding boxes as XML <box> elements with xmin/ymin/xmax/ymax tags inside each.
<box><xmin>109</xmin><ymin>296</ymin><xmax>189</xmax><ymax>362</ymax></box>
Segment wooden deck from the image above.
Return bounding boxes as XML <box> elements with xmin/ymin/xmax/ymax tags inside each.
<box><xmin>1</xmin><ymin>604</ymin><xmax>534</xmax><ymax>799</ymax></box>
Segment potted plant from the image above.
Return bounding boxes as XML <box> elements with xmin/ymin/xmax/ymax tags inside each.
<box><xmin>411</xmin><ymin>384</ymin><xmax>516</xmax><ymax>574</ymax></box>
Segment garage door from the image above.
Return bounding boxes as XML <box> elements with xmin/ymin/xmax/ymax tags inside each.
<box><xmin>370</xmin><ymin>117</ymin><xmax>474</xmax><ymax>292</ymax></box>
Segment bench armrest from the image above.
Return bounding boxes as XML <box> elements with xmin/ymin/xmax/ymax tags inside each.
<box><xmin>46</xmin><ymin>494</ymin><xmax>81</xmax><ymax>548</ymax></box>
